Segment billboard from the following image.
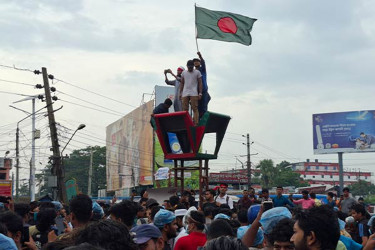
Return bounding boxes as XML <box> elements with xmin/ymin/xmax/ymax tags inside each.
<box><xmin>313</xmin><ymin>110</ymin><xmax>375</xmax><ymax>154</ymax></box>
<box><xmin>106</xmin><ymin>100</ymin><xmax>154</xmax><ymax>191</ymax></box>
<box><xmin>209</xmin><ymin>172</ymin><xmax>248</xmax><ymax>184</ymax></box>
<box><xmin>0</xmin><ymin>180</ymin><xmax>12</xmax><ymax>196</ymax></box>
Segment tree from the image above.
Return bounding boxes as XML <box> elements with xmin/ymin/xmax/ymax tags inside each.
<box><xmin>63</xmin><ymin>146</ymin><xmax>106</xmax><ymax>196</ymax></box>
<box><xmin>255</xmin><ymin>159</ymin><xmax>308</xmax><ymax>188</ymax></box>
<box><xmin>37</xmin><ymin>146</ymin><xmax>106</xmax><ymax>197</ymax></box>
<box><xmin>348</xmin><ymin>180</ymin><xmax>375</xmax><ymax>197</ymax></box>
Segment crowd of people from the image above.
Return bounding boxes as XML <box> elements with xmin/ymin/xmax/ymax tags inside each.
<box><xmin>0</xmin><ymin>185</ymin><xmax>374</xmax><ymax>250</ymax></box>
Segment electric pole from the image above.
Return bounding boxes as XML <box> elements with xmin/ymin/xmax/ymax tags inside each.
<box><xmin>246</xmin><ymin>133</ymin><xmax>251</xmax><ymax>190</ymax></box>
<box><xmin>15</xmin><ymin>128</ymin><xmax>19</xmax><ymax>200</ymax></box>
<box><xmin>42</xmin><ymin>67</ymin><xmax>66</xmax><ymax>203</ymax></box>
<box><xmin>88</xmin><ymin>148</ymin><xmax>93</xmax><ymax>197</ymax></box>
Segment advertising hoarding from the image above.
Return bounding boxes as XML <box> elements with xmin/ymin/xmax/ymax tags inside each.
<box><xmin>0</xmin><ymin>180</ymin><xmax>12</xmax><ymax>196</ymax></box>
<box><xmin>106</xmin><ymin>101</ymin><xmax>154</xmax><ymax>191</ymax></box>
<box><xmin>313</xmin><ymin>110</ymin><xmax>375</xmax><ymax>154</ymax></box>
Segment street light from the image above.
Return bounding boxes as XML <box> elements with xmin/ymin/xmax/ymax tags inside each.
<box><xmin>57</xmin><ymin>124</ymin><xmax>86</xmax><ymax>202</ymax></box>
<box><xmin>61</xmin><ymin>124</ymin><xmax>86</xmax><ymax>156</ymax></box>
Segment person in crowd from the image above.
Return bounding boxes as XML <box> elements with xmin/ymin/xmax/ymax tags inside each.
<box><xmin>0</xmin><ymin>232</ymin><xmax>18</xmax><ymax>250</ymax></box>
<box><xmin>92</xmin><ymin>201</ymin><xmax>104</xmax><ymax>221</ymax></box>
<box><xmin>169</xmin><ymin>195</ymin><xmax>181</xmax><ymax>210</ymax></box>
<box><xmin>292</xmin><ymin>190</ymin><xmax>315</xmax><ymax>209</ymax></box>
<box><xmin>174</xmin><ymin>211</ymin><xmax>206</xmax><ymax>250</ymax></box>
<box><xmin>291</xmin><ymin>205</ymin><xmax>340</xmax><ymax>250</ymax></box>
<box><xmin>214</xmin><ymin>184</ymin><xmax>233</xmax><ymax>209</ymax></box>
<box><xmin>164</xmin><ymin>67</ymin><xmax>184</xmax><ymax>112</ymax></box>
<box><xmin>261</xmin><ymin>188</ymin><xmax>272</xmax><ymax>202</ymax></box>
<box><xmin>131</xmin><ymin>224</ymin><xmax>164</xmax><ymax>250</ymax></box>
<box><xmin>351</xmin><ymin>203</ymin><xmax>371</xmax><ymax>246</ymax></box>
<box><xmin>248</xmin><ymin>188</ymin><xmax>260</xmax><ymax>204</ymax></box>
<box><xmin>205</xmin><ymin>236</ymin><xmax>248</xmax><ymax>250</ymax></box>
<box><xmin>14</xmin><ymin>203</ymin><xmax>31</xmax><ymax>226</ymax></box>
<box><xmin>193</xmin><ymin>51</ymin><xmax>210</xmax><ymax>118</ymax></box>
<box><xmin>29</xmin><ymin>207</ymin><xmax>57</xmax><ymax>247</ymax></box>
<box><xmin>146</xmin><ymin>198</ymin><xmax>160</xmax><ymax>222</ymax></box>
<box><xmin>109</xmin><ymin>200</ymin><xmax>137</xmax><ymax>229</ymax></box>
<box><xmin>150</xmin><ymin>206</ymin><xmax>163</xmax><ymax>224</ymax></box>
<box><xmin>139</xmin><ymin>197</ymin><xmax>148</xmax><ymax>208</ymax></box>
<box><xmin>153</xmin><ymin>209</ymin><xmax>178</xmax><ymax>250</ymax></box>
<box><xmin>180</xmin><ymin>191</ymin><xmax>191</xmax><ymax>209</ymax></box>
<box><xmin>272</xmin><ymin>187</ymin><xmax>294</xmax><ymax>208</ymax></box>
<box><xmin>69</xmin><ymin>194</ymin><xmax>93</xmax><ymax>230</ymax></box>
<box><xmin>238</xmin><ymin>190</ymin><xmax>253</xmax><ymax>211</ymax></box>
<box><xmin>0</xmin><ymin>211</ymin><xmax>25</xmax><ymax>249</ymax></box>
<box><xmin>75</xmin><ymin>220</ymin><xmax>138</xmax><ymax>250</ymax></box>
<box><xmin>206</xmin><ymin>219</ymin><xmax>235</xmax><ymax>241</ymax></box>
<box><xmin>203</xmin><ymin>206</ymin><xmax>215</xmax><ymax>226</ymax></box>
<box><xmin>326</xmin><ymin>192</ymin><xmax>336</xmax><ymax>208</ymax></box>
<box><xmin>340</xmin><ymin>187</ymin><xmax>357</xmax><ymax>215</ymax></box>
<box><xmin>179</xmin><ymin>59</ymin><xmax>202</xmax><ymax>125</ymax></box>
<box><xmin>203</xmin><ymin>189</ymin><xmax>219</xmax><ymax>210</ymax></box>
<box><xmin>237</xmin><ymin>209</ymin><xmax>249</xmax><ymax>227</ymax></box>
<box><xmin>135</xmin><ymin>203</ymin><xmax>148</xmax><ymax>225</ymax></box>
<box><xmin>174</xmin><ymin>207</ymin><xmax>187</xmax><ymax>237</ymax></box>
<box><xmin>268</xmin><ymin>218</ymin><xmax>295</xmax><ymax>250</ymax></box>
<box><xmin>309</xmin><ymin>193</ymin><xmax>322</xmax><ymax>207</ymax></box>
<box><xmin>153</xmin><ymin>98</ymin><xmax>173</xmax><ymax>115</ymax></box>
<box><xmin>358</xmin><ymin>197</ymin><xmax>368</xmax><ymax>209</ymax></box>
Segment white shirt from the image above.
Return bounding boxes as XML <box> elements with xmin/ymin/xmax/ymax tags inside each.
<box><xmin>215</xmin><ymin>194</ymin><xmax>234</xmax><ymax>209</ymax></box>
<box><xmin>181</xmin><ymin>69</ymin><xmax>202</xmax><ymax>97</ymax></box>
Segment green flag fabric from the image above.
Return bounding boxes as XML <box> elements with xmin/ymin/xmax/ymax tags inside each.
<box><xmin>195</xmin><ymin>6</ymin><xmax>257</xmax><ymax>46</ymax></box>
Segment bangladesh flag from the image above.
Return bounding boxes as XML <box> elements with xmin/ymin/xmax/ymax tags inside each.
<box><xmin>195</xmin><ymin>6</ymin><xmax>257</xmax><ymax>46</ymax></box>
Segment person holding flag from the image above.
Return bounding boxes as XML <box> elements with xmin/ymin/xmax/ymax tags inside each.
<box><xmin>193</xmin><ymin>52</ymin><xmax>211</xmax><ymax>118</ymax></box>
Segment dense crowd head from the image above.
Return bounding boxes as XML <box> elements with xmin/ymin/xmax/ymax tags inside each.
<box><xmin>0</xmin><ymin>186</ymin><xmax>374</xmax><ymax>250</ymax></box>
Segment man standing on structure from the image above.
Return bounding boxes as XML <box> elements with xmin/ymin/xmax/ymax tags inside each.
<box><xmin>164</xmin><ymin>67</ymin><xmax>184</xmax><ymax>112</ymax></box>
<box><xmin>193</xmin><ymin>52</ymin><xmax>210</xmax><ymax>118</ymax></box>
<box><xmin>179</xmin><ymin>60</ymin><xmax>202</xmax><ymax>125</ymax></box>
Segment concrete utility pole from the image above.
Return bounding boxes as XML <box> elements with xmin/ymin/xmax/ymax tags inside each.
<box><xmin>88</xmin><ymin>148</ymin><xmax>93</xmax><ymax>197</ymax></box>
<box><xmin>15</xmin><ymin>127</ymin><xmax>19</xmax><ymax>199</ymax></box>
<box><xmin>42</xmin><ymin>67</ymin><xmax>65</xmax><ymax>202</ymax></box>
<box><xmin>30</xmin><ymin>98</ymin><xmax>36</xmax><ymax>201</ymax></box>
<box><xmin>246</xmin><ymin>134</ymin><xmax>251</xmax><ymax>190</ymax></box>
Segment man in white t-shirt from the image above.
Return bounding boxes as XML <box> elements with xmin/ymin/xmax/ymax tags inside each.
<box><xmin>179</xmin><ymin>60</ymin><xmax>203</xmax><ymax>125</ymax></box>
<box><xmin>214</xmin><ymin>183</ymin><xmax>234</xmax><ymax>209</ymax></box>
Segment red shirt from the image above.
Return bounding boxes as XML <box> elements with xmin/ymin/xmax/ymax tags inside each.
<box><xmin>174</xmin><ymin>232</ymin><xmax>207</xmax><ymax>250</ymax></box>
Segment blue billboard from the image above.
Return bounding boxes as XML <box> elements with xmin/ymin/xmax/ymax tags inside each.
<box><xmin>313</xmin><ymin>110</ymin><xmax>375</xmax><ymax>154</ymax></box>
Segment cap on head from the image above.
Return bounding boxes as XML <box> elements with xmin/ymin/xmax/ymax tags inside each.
<box><xmin>186</xmin><ymin>60</ymin><xmax>194</xmax><ymax>67</ymax></box>
<box><xmin>177</xmin><ymin>66</ymin><xmax>185</xmax><ymax>71</ymax></box>
<box><xmin>146</xmin><ymin>198</ymin><xmax>159</xmax><ymax>209</ymax></box>
<box><xmin>175</xmin><ymin>209</ymin><xmax>188</xmax><ymax>217</ymax></box>
<box><xmin>154</xmin><ymin>209</ymin><xmax>176</xmax><ymax>228</ymax></box>
<box><xmin>130</xmin><ymin>224</ymin><xmax>162</xmax><ymax>244</ymax></box>
<box><xmin>220</xmin><ymin>183</ymin><xmax>228</xmax><ymax>188</ymax></box>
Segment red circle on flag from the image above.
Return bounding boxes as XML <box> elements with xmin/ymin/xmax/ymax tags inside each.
<box><xmin>217</xmin><ymin>17</ymin><xmax>238</xmax><ymax>34</ymax></box>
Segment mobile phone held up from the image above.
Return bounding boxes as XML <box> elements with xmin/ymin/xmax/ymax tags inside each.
<box><xmin>262</xmin><ymin>201</ymin><xmax>274</xmax><ymax>212</ymax></box>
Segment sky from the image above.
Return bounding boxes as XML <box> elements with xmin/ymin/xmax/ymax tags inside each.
<box><xmin>1</xmin><ymin>0</ymin><xmax>375</xmax><ymax>187</ymax></box>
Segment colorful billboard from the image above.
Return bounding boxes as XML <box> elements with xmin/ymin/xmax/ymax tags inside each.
<box><xmin>313</xmin><ymin>110</ymin><xmax>375</xmax><ymax>154</ymax></box>
<box><xmin>106</xmin><ymin>101</ymin><xmax>154</xmax><ymax>191</ymax></box>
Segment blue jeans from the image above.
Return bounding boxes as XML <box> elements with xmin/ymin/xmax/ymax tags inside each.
<box><xmin>198</xmin><ymin>91</ymin><xmax>211</xmax><ymax>118</ymax></box>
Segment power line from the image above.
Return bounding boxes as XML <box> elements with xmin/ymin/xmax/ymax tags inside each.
<box><xmin>0</xmin><ymin>78</ymin><xmax>35</xmax><ymax>87</ymax></box>
<box><xmin>53</xmin><ymin>78</ymin><xmax>136</xmax><ymax>108</ymax></box>
<box><xmin>59</xmin><ymin>99</ymin><xmax>123</xmax><ymax>117</ymax></box>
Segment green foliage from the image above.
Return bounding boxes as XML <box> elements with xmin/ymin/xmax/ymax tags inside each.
<box><xmin>63</xmin><ymin>146</ymin><xmax>106</xmax><ymax>196</ymax></box>
<box><xmin>348</xmin><ymin>180</ymin><xmax>375</xmax><ymax>197</ymax></box>
<box><xmin>37</xmin><ymin>146</ymin><xmax>106</xmax><ymax>197</ymax></box>
<box><xmin>255</xmin><ymin>159</ymin><xmax>308</xmax><ymax>188</ymax></box>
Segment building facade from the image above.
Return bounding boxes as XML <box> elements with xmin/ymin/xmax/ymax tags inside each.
<box><xmin>289</xmin><ymin>159</ymin><xmax>372</xmax><ymax>186</ymax></box>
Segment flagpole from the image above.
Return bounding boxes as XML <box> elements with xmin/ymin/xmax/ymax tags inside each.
<box><xmin>194</xmin><ymin>3</ymin><xmax>200</xmax><ymax>52</ymax></box>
